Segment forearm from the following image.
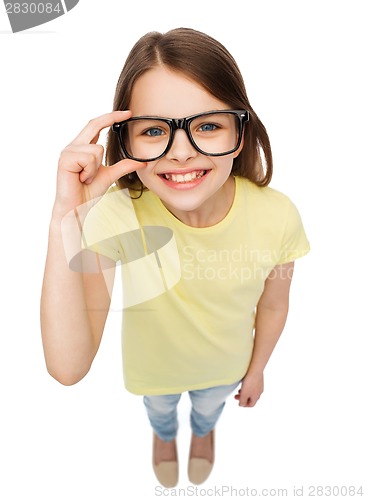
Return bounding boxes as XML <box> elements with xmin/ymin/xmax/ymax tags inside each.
<box><xmin>236</xmin><ymin>262</ymin><xmax>293</xmax><ymax>407</ymax></box>
<box><xmin>40</xmin><ymin>216</ymin><xmax>96</xmax><ymax>385</ymax></box>
<box><xmin>247</xmin><ymin>303</ymin><xmax>289</xmax><ymax>375</ymax></box>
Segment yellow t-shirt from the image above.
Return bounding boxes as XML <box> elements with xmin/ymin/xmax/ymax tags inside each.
<box><xmin>81</xmin><ymin>177</ymin><xmax>310</xmax><ymax>395</ymax></box>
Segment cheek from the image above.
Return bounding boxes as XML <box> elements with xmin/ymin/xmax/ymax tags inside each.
<box><xmin>214</xmin><ymin>157</ymin><xmax>235</xmax><ymax>172</ymax></box>
<box><xmin>136</xmin><ymin>164</ymin><xmax>157</xmax><ymax>186</ymax></box>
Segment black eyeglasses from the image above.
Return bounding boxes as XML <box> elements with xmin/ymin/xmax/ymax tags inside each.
<box><xmin>112</xmin><ymin>109</ymin><xmax>249</xmax><ymax>162</ymax></box>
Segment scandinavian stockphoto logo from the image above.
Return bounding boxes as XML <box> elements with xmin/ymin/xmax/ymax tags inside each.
<box><xmin>4</xmin><ymin>0</ymin><xmax>79</xmax><ymax>33</ymax></box>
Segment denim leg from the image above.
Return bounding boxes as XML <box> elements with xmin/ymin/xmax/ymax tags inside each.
<box><xmin>143</xmin><ymin>393</ymin><xmax>182</xmax><ymax>441</ymax></box>
<box><xmin>189</xmin><ymin>381</ymin><xmax>241</xmax><ymax>437</ymax></box>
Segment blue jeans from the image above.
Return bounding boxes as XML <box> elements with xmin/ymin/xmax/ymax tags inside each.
<box><xmin>143</xmin><ymin>380</ymin><xmax>240</xmax><ymax>441</ymax></box>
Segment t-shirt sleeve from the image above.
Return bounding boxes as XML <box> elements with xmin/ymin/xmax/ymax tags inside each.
<box><xmin>81</xmin><ymin>200</ymin><xmax>121</xmax><ymax>262</ymax></box>
<box><xmin>276</xmin><ymin>198</ymin><xmax>310</xmax><ymax>264</ymax></box>
<box><xmin>79</xmin><ymin>187</ymin><xmax>142</xmax><ymax>266</ymax></box>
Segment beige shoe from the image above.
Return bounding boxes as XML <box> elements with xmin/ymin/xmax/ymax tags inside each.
<box><xmin>188</xmin><ymin>430</ymin><xmax>215</xmax><ymax>485</ymax></box>
<box><xmin>152</xmin><ymin>433</ymin><xmax>178</xmax><ymax>488</ymax></box>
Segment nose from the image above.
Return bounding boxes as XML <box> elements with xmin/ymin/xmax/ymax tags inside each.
<box><xmin>165</xmin><ymin>129</ymin><xmax>198</xmax><ymax>163</ymax></box>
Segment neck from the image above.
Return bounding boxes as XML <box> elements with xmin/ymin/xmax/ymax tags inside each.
<box><xmin>163</xmin><ymin>176</ymin><xmax>236</xmax><ymax>228</ymax></box>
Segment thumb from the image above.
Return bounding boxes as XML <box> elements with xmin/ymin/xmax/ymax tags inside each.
<box><xmin>96</xmin><ymin>159</ymin><xmax>147</xmax><ymax>192</ymax></box>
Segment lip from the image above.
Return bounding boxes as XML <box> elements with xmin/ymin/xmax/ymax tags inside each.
<box><xmin>158</xmin><ymin>169</ymin><xmax>211</xmax><ymax>190</ymax></box>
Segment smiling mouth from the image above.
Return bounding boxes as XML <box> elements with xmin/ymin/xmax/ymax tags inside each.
<box><xmin>159</xmin><ymin>170</ymin><xmax>207</xmax><ymax>183</ymax></box>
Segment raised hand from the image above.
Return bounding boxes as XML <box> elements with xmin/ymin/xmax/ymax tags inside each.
<box><xmin>52</xmin><ymin>110</ymin><xmax>145</xmax><ymax>219</ymax></box>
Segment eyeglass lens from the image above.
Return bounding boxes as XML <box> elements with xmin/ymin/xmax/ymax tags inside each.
<box><xmin>121</xmin><ymin>112</ymin><xmax>239</xmax><ymax>160</ymax></box>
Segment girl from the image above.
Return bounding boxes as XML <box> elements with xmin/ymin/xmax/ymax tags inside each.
<box><xmin>40</xmin><ymin>28</ymin><xmax>310</xmax><ymax>488</ymax></box>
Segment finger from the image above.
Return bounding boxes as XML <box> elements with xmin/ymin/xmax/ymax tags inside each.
<box><xmin>70</xmin><ymin>110</ymin><xmax>132</xmax><ymax>147</ymax></box>
<box><xmin>93</xmin><ymin>159</ymin><xmax>147</xmax><ymax>192</ymax></box>
<box><xmin>65</xmin><ymin>143</ymin><xmax>104</xmax><ymax>157</ymax></box>
<box><xmin>62</xmin><ymin>144</ymin><xmax>105</xmax><ymax>169</ymax></box>
<box><xmin>237</xmin><ymin>390</ymin><xmax>251</xmax><ymax>407</ymax></box>
<box><xmin>59</xmin><ymin>151</ymin><xmax>99</xmax><ymax>176</ymax></box>
<box><xmin>241</xmin><ymin>394</ymin><xmax>260</xmax><ymax>407</ymax></box>
<box><xmin>238</xmin><ymin>395</ymin><xmax>248</xmax><ymax>406</ymax></box>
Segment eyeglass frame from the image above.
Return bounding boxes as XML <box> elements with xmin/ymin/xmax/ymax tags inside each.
<box><xmin>112</xmin><ymin>109</ymin><xmax>249</xmax><ymax>162</ymax></box>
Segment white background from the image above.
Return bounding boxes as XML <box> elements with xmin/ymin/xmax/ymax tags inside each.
<box><xmin>1</xmin><ymin>1</ymin><xmax>364</xmax><ymax>498</ymax></box>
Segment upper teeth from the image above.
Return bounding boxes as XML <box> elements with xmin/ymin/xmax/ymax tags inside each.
<box><xmin>164</xmin><ymin>171</ymin><xmax>205</xmax><ymax>182</ymax></box>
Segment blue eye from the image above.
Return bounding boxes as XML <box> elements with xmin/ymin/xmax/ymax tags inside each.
<box><xmin>146</xmin><ymin>128</ymin><xmax>165</xmax><ymax>137</ymax></box>
<box><xmin>199</xmin><ymin>123</ymin><xmax>218</xmax><ymax>132</ymax></box>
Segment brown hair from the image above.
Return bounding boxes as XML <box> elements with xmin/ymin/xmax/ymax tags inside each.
<box><xmin>106</xmin><ymin>27</ymin><xmax>273</xmax><ymax>194</ymax></box>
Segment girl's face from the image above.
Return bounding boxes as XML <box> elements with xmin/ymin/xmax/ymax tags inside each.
<box><xmin>128</xmin><ymin>66</ymin><xmax>243</xmax><ymax>226</ymax></box>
